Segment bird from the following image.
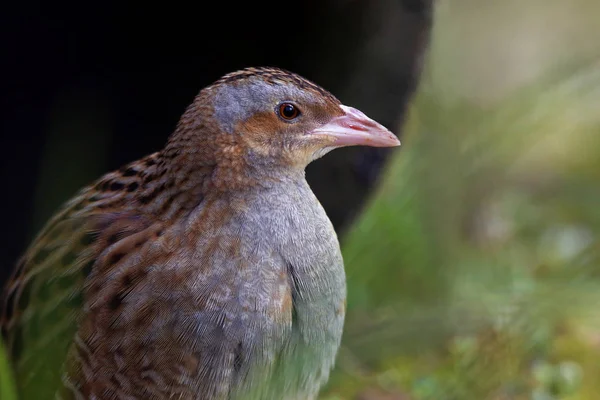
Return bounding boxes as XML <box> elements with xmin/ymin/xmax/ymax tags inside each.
<box><xmin>1</xmin><ymin>67</ymin><xmax>400</xmax><ymax>399</ymax></box>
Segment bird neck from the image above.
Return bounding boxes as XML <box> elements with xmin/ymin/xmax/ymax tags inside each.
<box><xmin>162</xmin><ymin>138</ymin><xmax>306</xmax><ymax>196</ymax></box>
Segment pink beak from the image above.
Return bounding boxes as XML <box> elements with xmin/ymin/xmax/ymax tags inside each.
<box><xmin>310</xmin><ymin>105</ymin><xmax>401</xmax><ymax>148</ymax></box>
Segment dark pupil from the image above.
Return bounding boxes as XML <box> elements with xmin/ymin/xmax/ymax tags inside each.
<box><xmin>282</xmin><ymin>104</ymin><xmax>296</xmax><ymax>118</ymax></box>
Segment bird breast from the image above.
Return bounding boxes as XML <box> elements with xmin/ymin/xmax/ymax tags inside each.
<box><xmin>179</xmin><ymin>177</ymin><xmax>347</xmax><ymax>397</ymax></box>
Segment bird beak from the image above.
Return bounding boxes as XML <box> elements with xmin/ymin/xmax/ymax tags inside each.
<box><xmin>310</xmin><ymin>105</ymin><xmax>401</xmax><ymax>148</ymax></box>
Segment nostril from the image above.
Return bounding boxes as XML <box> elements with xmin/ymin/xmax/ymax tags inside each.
<box><xmin>347</xmin><ymin>123</ymin><xmax>369</xmax><ymax>132</ymax></box>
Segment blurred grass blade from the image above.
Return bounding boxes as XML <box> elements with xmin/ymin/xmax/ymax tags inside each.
<box><xmin>0</xmin><ymin>341</ymin><xmax>17</xmax><ymax>400</ymax></box>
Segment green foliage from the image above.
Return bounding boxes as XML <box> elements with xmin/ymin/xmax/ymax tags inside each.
<box><xmin>324</xmin><ymin>17</ymin><xmax>600</xmax><ymax>400</ymax></box>
<box><xmin>0</xmin><ymin>341</ymin><xmax>17</xmax><ymax>400</ymax></box>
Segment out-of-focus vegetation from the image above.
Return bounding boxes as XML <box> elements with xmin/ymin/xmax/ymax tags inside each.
<box><xmin>324</xmin><ymin>1</ymin><xmax>600</xmax><ymax>399</ymax></box>
<box><xmin>1</xmin><ymin>341</ymin><xmax>17</xmax><ymax>400</ymax></box>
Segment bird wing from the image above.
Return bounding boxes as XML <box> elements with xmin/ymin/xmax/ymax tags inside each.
<box><xmin>0</xmin><ymin>154</ymin><xmax>173</xmax><ymax>398</ymax></box>
<box><xmin>0</xmin><ymin>184</ymin><xmax>156</xmax><ymax>398</ymax></box>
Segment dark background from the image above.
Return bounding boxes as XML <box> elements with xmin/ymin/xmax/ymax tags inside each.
<box><xmin>0</xmin><ymin>0</ymin><xmax>433</xmax><ymax>286</ymax></box>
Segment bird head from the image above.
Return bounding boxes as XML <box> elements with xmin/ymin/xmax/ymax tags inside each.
<box><xmin>167</xmin><ymin>67</ymin><xmax>400</xmax><ymax>188</ymax></box>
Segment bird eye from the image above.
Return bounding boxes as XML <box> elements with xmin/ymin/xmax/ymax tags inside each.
<box><xmin>277</xmin><ymin>103</ymin><xmax>300</xmax><ymax>121</ymax></box>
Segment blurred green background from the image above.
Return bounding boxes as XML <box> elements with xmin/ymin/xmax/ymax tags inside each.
<box><xmin>322</xmin><ymin>1</ymin><xmax>600</xmax><ymax>399</ymax></box>
<box><xmin>2</xmin><ymin>1</ymin><xmax>600</xmax><ymax>399</ymax></box>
